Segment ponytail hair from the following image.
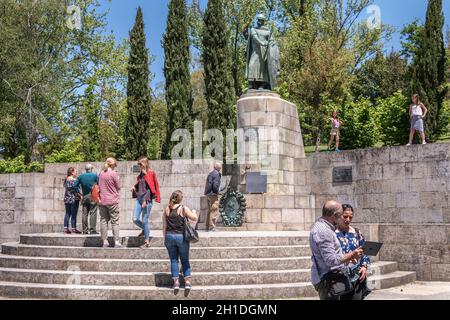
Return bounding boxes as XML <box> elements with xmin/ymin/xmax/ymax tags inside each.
<box><xmin>169</xmin><ymin>190</ymin><xmax>183</xmax><ymax>208</ymax></box>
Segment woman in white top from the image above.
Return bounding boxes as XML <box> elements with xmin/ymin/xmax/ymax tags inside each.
<box><xmin>407</xmin><ymin>94</ymin><xmax>428</xmax><ymax>146</ymax></box>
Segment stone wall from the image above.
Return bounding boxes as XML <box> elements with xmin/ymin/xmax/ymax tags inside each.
<box><xmin>1</xmin><ymin>143</ymin><xmax>449</xmax><ymax>280</ymax></box>
<box><xmin>308</xmin><ymin>144</ymin><xmax>450</xmax><ymax>281</ymax></box>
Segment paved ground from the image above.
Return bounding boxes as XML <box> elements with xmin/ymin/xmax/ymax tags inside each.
<box><xmin>365</xmin><ymin>282</ymin><xmax>450</xmax><ymax>300</ymax></box>
<box><xmin>1</xmin><ymin>282</ymin><xmax>449</xmax><ymax>300</ymax></box>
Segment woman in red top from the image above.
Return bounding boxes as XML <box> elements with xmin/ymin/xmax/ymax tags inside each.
<box><xmin>131</xmin><ymin>156</ymin><xmax>161</xmax><ymax>248</ymax></box>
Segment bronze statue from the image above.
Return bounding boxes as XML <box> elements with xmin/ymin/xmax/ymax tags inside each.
<box><xmin>245</xmin><ymin>14</ymin><xmax>280</xmax><ymax>91</ymax></box>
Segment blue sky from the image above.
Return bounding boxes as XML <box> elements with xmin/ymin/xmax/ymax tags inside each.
<box><xmin>99</xmin><ymin>0</ymin><xmax>450</xmax><ymax>88</ymax></box>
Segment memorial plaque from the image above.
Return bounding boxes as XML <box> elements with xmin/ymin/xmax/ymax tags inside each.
<box><xmin>246</xmin><ymin>172</ymin><xmax>267</xmax><ymax>194</ymax></box>
<box><xmin>132</xmin><ymin>165</ymin><xmax>141</xmax><ymax>173</ymax></box>
<box><xmin>332</xmin><ymin>166</ymin><xmax>353</xmax><ymax>184</ymax></box>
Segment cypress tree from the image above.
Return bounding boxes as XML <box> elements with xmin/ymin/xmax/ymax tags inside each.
<box><xmin>410</xmin><ymin>0</ymin><xmax>446</xmax><ymax>140</ymax></box>
<box><xmin>125</xmin><ymin>7</ymin><xmax>152</xmax><ymax>160</ymax></box>
<box><xmin>202</xmin><ymin>0</ymin><xmax>235</xmax><ymax>135</ymax></box>
<box><xmin>81</xmin><ymin>84</ymin><xmax>101</xmax><ymax>162</ymax></box>
<box><xmin>162</xmin><ymin>0</ymin><xmax>193</xmax><ymax>159</ymax></box>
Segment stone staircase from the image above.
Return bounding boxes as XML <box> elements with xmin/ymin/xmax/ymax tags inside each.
<box><xmin>0</xmin><ymin>231</ymin><xmax>416</xmax><ymax>300</ymax></box>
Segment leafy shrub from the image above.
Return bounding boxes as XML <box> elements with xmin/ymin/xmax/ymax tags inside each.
<box><xmin>0</xmin><ymin>156</ymin><xmax>44</xmax><ymax>174</ymax></box>
<box><xmin>339</xmin><ymin>98</ymin><xmax>381</xmax><ymax>150</ymax></box>
<box><xmin>377</xmin><ymin>91</ymin><xmax>410</xmax><ymax>146</ymax></box>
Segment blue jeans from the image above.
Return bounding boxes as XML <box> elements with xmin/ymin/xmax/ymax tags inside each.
<box><xmin>64</xmin><ymin>201</ymin><xmax>79</xmax><ymax>229</ymax></box>
<box><xmin>164</xmin><ymin>233</ymin><xmax>191</xmax><ymax>279</ymax></box>
<box><xmin>133</xmin><ymin>198</ymin><xmax>152</xmax><ymax>240</ymax></box>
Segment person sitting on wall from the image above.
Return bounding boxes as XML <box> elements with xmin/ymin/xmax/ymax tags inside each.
<box><xmin>335</xmin><ymin>204</ymin><xmax>372</xmax><ymax>300</ymax></box>
<box><xmin>204</xmin><ymin>161</ymin><xmax>222</xmax><ymax>232</ymax></box>
<box><xmin>76</xmin><ymin>164</ymin><xmax>99</xmax><ymax>235</ymax></box>
<box><xmin>310</xmin><ymin>200</ymin><xmax>364</xmax><ymax>300</ymax></box>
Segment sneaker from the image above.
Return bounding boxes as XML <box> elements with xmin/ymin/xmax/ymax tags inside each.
<box><xmin>64</xmin><ymin>228</ymin><xmax>72</xmax><ymax>234</ymax></box>
<box><xmin>422</xmin><ymin>142</ymin><xmax>427</xmax><ymax>145</ymax></box>
<box><xmin>90</xmin><ymin>231</ymin><xmax>99</xmax><ymax>235</ymax></box>
<box><xmin>71</xmin><ymin>229</ymin><xmax>82</xmax><ymax>234</ymax></box>
<box><xmin>336</xmin><ymin>148</ymin><xmax>341</xmax><ymax>153</ymax></box>
<box><xmin>209</xmin><ymin>228</ymin><xmax>218</xmax><ymax>232</ymax></box>
<box><xmin>103</xmin><ymin>242</ymin><xmax>110</xmax><ymax>248</ymax></box>
<box><xmin>406</xmin><ymin>143</ymin><xmax>411</xmax><ymax>146</ymax></box>
<box><xmin>184</xmin><ymin>282</ymin><xmax>192</xmax><ymax>290</ymax></box>
<box><xmin>173</xmin><ymin>281</ymin><xmax>180</xmax><ymax>295</ymax></box>
<box><xmin>114</xmin><ymin>242</ymin><xmax>123</xmax><ymax>248</ymax></box>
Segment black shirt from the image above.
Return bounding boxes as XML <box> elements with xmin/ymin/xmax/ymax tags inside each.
<box><xmin>166</xmin><ymin>206</ymin><xmax>185</xmax><ymax>234</ymax></box>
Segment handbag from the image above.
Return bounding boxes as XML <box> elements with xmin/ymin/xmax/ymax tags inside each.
<box><xmin>91</xmin><ymin>184</ymin><xmax>100</xmax><ymax>203</ymax></box>
<box><xmin>182</xmin><ymin>206</ymin><xmax>199</xmax><ymax>243</ymax></box>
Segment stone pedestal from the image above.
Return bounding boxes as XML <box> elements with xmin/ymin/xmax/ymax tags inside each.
<box><xmin>236</xmin><ymin>91</ymin><xmax>311</xmax><ymax>231</ymax></box>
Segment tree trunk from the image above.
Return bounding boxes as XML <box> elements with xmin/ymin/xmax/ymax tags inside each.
<box><xmin>315</xmin><ymin>128</ymin><xmax>321</xmax><ymax>153</ymax></box>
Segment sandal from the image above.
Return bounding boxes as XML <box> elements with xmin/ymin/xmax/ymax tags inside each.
<box><xmin>140</xmin><ymin>242</ymin><xmax>150</xmax><ymax>249</ymax></box>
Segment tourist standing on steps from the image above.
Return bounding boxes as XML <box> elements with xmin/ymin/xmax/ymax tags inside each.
<box><xmin>327</xmin><ymin>111</ymin><xmax>343</xmax><ymax>152</ymax></box>
<box><xmin>63</xmin><ymin>167</ymin><xmax>82</xmax><ymax>234</ymax></box>
<box><xmin>336</xmin><ymin>204</ymin><xmax>372</xmax><ymax>300</ymax></box>
<box><xmin>76</xmin><ymin>164</ymin><xmax>99</xmax><ymax>235</ymax></box>
<box><xmin>310</xmin><ymin>200</ymin><xmax>364</xmax><ymax>300</ymax></box>
<box><xmin>131</xmin><ymin>156</ymin><xmax>161</xmax><ymax>249</ymax></box>
<box><xmin>407</xmin><ymin>93</ymin><xmax>428</xmax><ymax>146</ymax></box>
<box><xmin>98</xmin><ymin>158</ymin><xmax>122</xmax><ymax>248</ymax></box>
<box><xmin>162</xmin><ymin>191</ymin><xmax>198</xmax><ymax>294</ymax></box>
<box><xmin>204</xmin><ymin>161</ymin><xmax>222</xmax><ymax>232</ymax></box>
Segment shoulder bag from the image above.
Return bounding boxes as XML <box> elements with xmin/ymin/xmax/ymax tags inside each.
<box><xmin>313</xmin><ymin>253</ymin><xmax>354</xmax><ymax>298</ymax></box>
<box><xmin>182</xmin><ymin>206</ymin><xmax>199</xmax><ymax>243</ymax></box>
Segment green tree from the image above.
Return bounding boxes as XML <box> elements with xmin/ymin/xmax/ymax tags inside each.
<box><xmin>0</xmin><ymin>0</ymin><xmax>68</xmax><ymax>163</ymax></box>
<box><xmin>351</xmin><ymin>51</ymin><xmax>408</xmax><ymax>101</ymax></box>
<box><xmin>0</xmin><ymin>0</ymin><xmax>129</xmax><ymax>165</ymax></box>
<box><xmin>202</xmin><ymin>0</ymin><xmax>236</xmax><ymax>136</ymax></box>
<box><xmin>409</xmin><ymin>0</ymin><xmax>447</xmax><ymax>141</ymax></box>
<box><xmin>125</xmin><ymin>7</ymin><xmax>153</xmax><ymax>160</ymax></box>
<box><xmin>280</xmin><ymin>0</ymin><xmax>392</xmax><ymax>151</ymax></box>
<box><xmin>162</xmin><ymin>0</ymin><xmax>194</xmax><ymax>159</ymax></box>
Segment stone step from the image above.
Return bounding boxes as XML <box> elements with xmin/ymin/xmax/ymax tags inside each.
<box><xmin>0</xmin><ymin>281</ymin><xmax>317</xmax><ymax>300</ymax></box>
<box><xmin>366</xmin><ymin>271</ymin><xmax>417</xmax><ymax>290</ymax></box>
<box><xmin>19</xmin><ymin>231</ymin><xmax>310</xmax><ymax>247</ymax></box>
<box><xmin>0</xmin><ymin>261</ymin><xmax>401</xmax><ymax>287</ymax></box>
<box><xmin>1</xmin><ymin>243</ymin><xmax>311</xmax><ymax>259</ymax></box>
<box><xmin>0</xmin><ymin>255</ymin><xmax>311</xmax><ymax>272</ymax></box>
<box><xmin>0</xmin><ymin>268</ymin><xmax>312</xmax><ymax>286</ymax></box>
<box><xmin>367</xmin><ymin>261</ymin><xmax>399</xmax><ymax>276</ymax></box>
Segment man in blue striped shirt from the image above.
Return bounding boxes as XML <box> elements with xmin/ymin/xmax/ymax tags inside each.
<box><xmin>310</xmin><ymin>200</ymin><xmax>364</xmax><ymax>300</ymax></box>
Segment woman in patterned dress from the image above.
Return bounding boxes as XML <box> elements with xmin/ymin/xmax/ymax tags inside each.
<box><xmin>335</xmin><ymin>204</ymin><xmax>372</xmax><ymax>300</ymax></box>
<box><xmin>63</xmin><ymin>167</ymin><xmax>82</xmax><ymax>234</ymax></box>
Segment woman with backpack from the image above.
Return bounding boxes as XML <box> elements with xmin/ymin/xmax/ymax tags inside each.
<box><xmin>63</xmin><ymin>167</ymin><xmax>82</xmax><ymax>234</ymax></box>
